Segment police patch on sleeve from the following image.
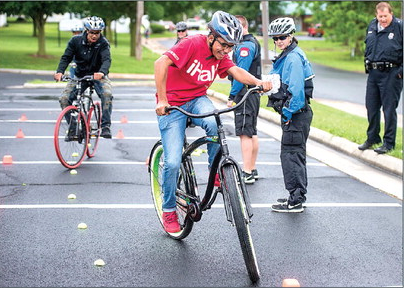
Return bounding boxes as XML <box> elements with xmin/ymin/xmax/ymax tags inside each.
<box><xmin>239</xmin><ymin>47</ymin><xmax>250</xmax><ymax>57</ymax></box>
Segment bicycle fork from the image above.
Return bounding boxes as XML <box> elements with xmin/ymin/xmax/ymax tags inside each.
<box><xmin>214</xmin><ymin>120</ymin><xmax>254</xmax><ymax>224</ymax></box>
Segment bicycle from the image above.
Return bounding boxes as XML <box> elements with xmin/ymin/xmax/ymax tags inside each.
<box><xmin>54</xmin><ymin>75</ymin><xmax>102</xmax><ymax>169</ymax></box>
<box><xmin>148</xmin><ymin>86</ymin><xmax>262</xmax><ymax>282</ymax></box>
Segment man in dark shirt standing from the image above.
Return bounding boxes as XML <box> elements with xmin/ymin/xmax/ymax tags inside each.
<box><xmin>54</xmin><ymin>16</ymin><xmax>113</xmax><ymax>139</ymax></box>
<box><xmin>359</xmin><ymin>2</ymin><xmax>403</xmax><ymax>154</ymax></box>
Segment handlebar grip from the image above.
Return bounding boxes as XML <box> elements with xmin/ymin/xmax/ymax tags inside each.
<box><xmin>257</xmin><ymin>85</ymin><xmax>263</xmax><ymax>91</ymax></box>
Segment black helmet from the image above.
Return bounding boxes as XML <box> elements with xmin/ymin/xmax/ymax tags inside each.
<box><xmin>207</xmin><ymin>11</ymin><xmax>243</xmax><ymax>44</ymax></box>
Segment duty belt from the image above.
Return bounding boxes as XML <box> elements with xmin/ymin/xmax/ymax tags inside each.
<box><xmin>370</xmin><ymin>61</ymin><xmax>399</xmax><ymax>70</ymax></box>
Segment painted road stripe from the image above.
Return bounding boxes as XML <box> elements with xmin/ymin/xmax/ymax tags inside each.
<box><xmin>0</xmin><ymin>120</ymin><xmax>159</xmax><ymax>124</ymax></box>
<box><xmin>0</xmin><ymin>160</ymin><xmax>323</xmax><ymax>166</ymax></box>
<box><xmin>0</xmin><ymin>203</ymin><xmax>400</xmax><ymax>209</ymax></box>
<box><xmin>0</xmin><ymin>136</ymin><xmax>276</xmax><ymax>141</ymax></box>
<box><xmin>0</xmin><ymin>108</ymin><xmax>155</xmax><ymax>112</ymax></box>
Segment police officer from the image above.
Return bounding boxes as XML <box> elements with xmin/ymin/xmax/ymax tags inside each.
<box><xmin>267</xmin><ymin>17</ymin><xmax>315</xmax><ymax>213</ymax></box>
<box><xmin>359</xmin><ymin>2</ymin><xmax>403</xmax><ymax>154</ymax></box>
<box><xmin>227</xmin><ymin>15</ymin><xmax>261</xmax><ymax>184</ymax></box>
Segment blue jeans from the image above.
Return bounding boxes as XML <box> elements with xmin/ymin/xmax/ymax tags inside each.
<box><xmin>157</xmin><ymin>96</ymin><xmax>220</xmax><ymax>211</ymax></box>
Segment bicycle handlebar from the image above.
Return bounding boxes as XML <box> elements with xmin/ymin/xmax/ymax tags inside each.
<box><xmin>165</xmin><ymin>86</ymin><xmax>263</xmax><ymax>119</ymax></box>
<box><xmin>61</xmin><ymin>75</ymin><xmax>95</xmax><ymax>82</ymax></box>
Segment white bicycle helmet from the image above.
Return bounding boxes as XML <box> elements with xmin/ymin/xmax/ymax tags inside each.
<box><xmin>268</xmin><ymin>17</ymin><xmax>296</xmax><ymax>36</ymax></box>
<box><xmin>71</xmin><ymin>23</ymin><xmax>84</xmax><ymax>32</ymax></box>
<box><xmin>175</xmin><ymin>21</ymin><xmax>187</xmax><ymax>31</ymax></box>
<box><xmin>84</xmin><ymin>16</ymin><xmax>105</xmax><ymax>31</ymax></box>
<box><xmin>207</xmin><ymin>11</ymin><xmax>243</xmax><ymax>44</ymax></box>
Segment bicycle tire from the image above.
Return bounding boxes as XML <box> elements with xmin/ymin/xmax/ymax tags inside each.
<box><xmin>149</xmin><ymin>141</ymin><xmax>194</xmax><ymax>240</ymax></box>
<box><xmin>222</xmin><ymin>164</ymin><xmax>260</xmax><ymax>282</ymax></box>
<box><xmin>87</xmin><ymin>102</ymin><xmax>102</xmax><ymax>157</ymax></box>
<box><xmin>54</xmin><ymin>106</ymin><xmax>88</xmax><ymax>169</ymax></box>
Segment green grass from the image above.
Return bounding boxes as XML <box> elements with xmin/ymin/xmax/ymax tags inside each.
<box><xmin>260</xmin><ymin>37</ymin><xmax>365</xmax><ymax>73</ymax></box>
<box><xmin>210</xmin><ymin>82</ymin><xmax>402</xmax><ymax>159</ymax></box>
<box><xmin>0</xmin><ymin>21</ymin><xmax>161</xmax><ymax>74</ymax></box>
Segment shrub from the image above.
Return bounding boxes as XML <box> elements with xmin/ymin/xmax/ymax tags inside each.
<box><xmin>150</xmin><ymin>23</ymin><xmax>165</xmax><ymax>34</ymax></box>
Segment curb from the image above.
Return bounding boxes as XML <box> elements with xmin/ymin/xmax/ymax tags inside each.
<box><xmin>207</xmin><ymin>89</ymin><xmax>402</xmax><ymax>177</ymax></box>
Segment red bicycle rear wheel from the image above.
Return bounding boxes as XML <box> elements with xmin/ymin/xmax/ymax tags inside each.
<box><xmin>87</xmin><ymin>102</ymin><xmax>102</xmax><ymax>158</ymax></box>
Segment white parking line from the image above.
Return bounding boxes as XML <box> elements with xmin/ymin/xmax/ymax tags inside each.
<box><xmin>0</xmin><ymin>108</ymin><xmax>154</xmax><ymax>112</ymax></box>
<box><xmin>0</xmin><ymin>160</ymin><xmax>323</xmax><ymax>166</ymax></box>
<box><xmin>0</xmin><ymin>203</ymin><xmax>400</xmax><ymax>209</ymax></box>
<box><xmin>0</xmin><ymin>136</ymin><xmax>276</xmax><ymax>141</ymax></box>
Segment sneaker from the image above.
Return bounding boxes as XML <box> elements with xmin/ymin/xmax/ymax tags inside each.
<box><xmin>214</xmin><ymin>173</ymin><xmax>221</xmax><ymax>187</ymax></box>
<box><xmin>162</xmin><ymin>211</ymin><xmax>181</xmax><ymax>233</ymax></box>
<box><xmin>276</xmin><ymin>198</ymin><xmax>288</xmax><ymax>204</ymax></box>
<box><xmin>251</xmin><ymin>169</ymin><xmax>259</xmax><ymax>180</ymax></box>
<box><xmin>271</xmin><ymin>202</ymin><xmax>304</xmax><ymax>213</ymax></box>
<box><xmin>101</xmin><ymin>127</ymin><xmax>112</xmax><ymax>139</ymax></box>
<box><xmin>243</xmin><ymin>171</ymin><xmax>255</xmax><ymax>184</ymax></box>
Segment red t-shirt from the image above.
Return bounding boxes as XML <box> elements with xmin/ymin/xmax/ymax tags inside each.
<box><xmin>158</xmin><ymin>34</ymin><xmax>235</xmax><ymax>106</ymax></box>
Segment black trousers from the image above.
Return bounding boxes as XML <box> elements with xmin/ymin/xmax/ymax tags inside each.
<box><xmin>365</xmin><ymin>67</ymin><xmax>403</xmax><ymax>148</ymax></box>
<box><xmin>280</xmin><ymin>105</ymin><xmax>313</xmax><ymax>205</ymax></box>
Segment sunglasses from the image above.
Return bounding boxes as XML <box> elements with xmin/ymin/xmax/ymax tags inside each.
<box><xmin>177</xmin><ymin>29</ymin><xmax>186</xmax><ymax>32</ymax></box>
<box><xmin>272</xmin><ymin>35</ymin><xmax>288</xmax><ymax>41</ymax></box>
<box><xmin>216</xmin><ymin>38</ymin><xmax>235</xmax><ymax>50</ymax></box>
<box><xmin>88</xmin><ymin>31</ymin><xmax>101</xmax><ymax>35</ymax></box>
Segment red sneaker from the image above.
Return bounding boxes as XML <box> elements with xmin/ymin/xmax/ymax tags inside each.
<box><xmin>162</xmin><ymin>211</ymin><xmax>181</xmax><ymax>233</ymax></box>
<box><xmin>214</xmin><ymin>173</ymin><xmax>221</xmax><ymax>187</ymax></box>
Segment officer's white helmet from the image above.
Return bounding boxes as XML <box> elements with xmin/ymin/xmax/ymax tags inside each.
<box><xmin>268</xmin><ymin>17</ymin><xmax>296</xmax><ymax>36</ymax></box>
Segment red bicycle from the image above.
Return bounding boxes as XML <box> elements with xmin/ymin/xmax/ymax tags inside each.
<box><xmin>54</xmin><ymin>76</ymin><xmax>102</xmax><ymax>169</ymax></box>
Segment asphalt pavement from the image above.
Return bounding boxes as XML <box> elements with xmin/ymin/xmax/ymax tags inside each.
<box><xmin>0</xmin><ymin>83</ymin><xmax>401</xmax><ymax>287</ymax></box>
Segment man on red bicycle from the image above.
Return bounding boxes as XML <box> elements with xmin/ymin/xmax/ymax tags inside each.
<box><xmin>154</xmin><ymin>11</ymin><xmax>273</xmax><ymax>233</ymax></box>
<box><xmin>54</xmin><ymin>16</ymin><xmax>113</xmax><ymax>139</ymax></box>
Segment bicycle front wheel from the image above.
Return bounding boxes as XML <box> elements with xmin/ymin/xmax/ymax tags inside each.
<box><xmin>54</xmin><ymin>106</ymin><xmax>88</xmax><ymax>169</ymax></box>
<box><xmin>222</xmin><ymin>164</ymin><xmax>260</xmax><ymax>282</ymax></box>
<box><xmin>148</xmin><ymin>141</ymin><xmax>194</xmax><ymax>240</ymax></box>
<box><xmin>87</xmin><ymin>102</ymin><xmax>102</xmax><ymax>157</ymax></box>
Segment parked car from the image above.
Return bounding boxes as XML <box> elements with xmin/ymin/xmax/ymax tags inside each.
<box><xmin>186</xmin><ymin>18</ymin><xmax>200</xmax><ymax>30</ymax></box>
<box><xmin>307</xmin><ymin>23</ymin><xmax>324</xmax><ymax>37</ymax></box>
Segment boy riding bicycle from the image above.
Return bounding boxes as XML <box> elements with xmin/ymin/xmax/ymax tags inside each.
<box><xmin>154</xmin><ymin>11</ymin><xmax>273</xmax><ymax>233</ymax></box>
<box><xmin>54</xmin><ymin>16</ymin><xmax>113</xmax><ymax>139</ymax></box>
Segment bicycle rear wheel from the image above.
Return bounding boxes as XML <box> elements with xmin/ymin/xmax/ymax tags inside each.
<box><xmin>222</xmin><ymin>164</ymin><xmax>260</xmax><ymax>282</ymax></box>
<box><xmin>87</xmin><ymin>102</ymin><xmax>101</xmax><ymax>157</ymax></box>
<box><xmin>54</xmin><ymin>106</ymin><xmax>88</xmax><ymax>169</ymax></box>
<box><xmin>148</xmin><ymin>141</ymin><xmax>194</xmax><ymax>240</ymax></box>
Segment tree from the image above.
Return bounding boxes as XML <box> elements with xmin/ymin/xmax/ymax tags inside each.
<box><xmin>301</xmin><ymin>1</ymin><xmax>402</xmax><ymax>57</ymax></box>
<box><xmin>0</xmin><ymin>1</ymin><xmax>68</xmax><ymax>57</ymax></box>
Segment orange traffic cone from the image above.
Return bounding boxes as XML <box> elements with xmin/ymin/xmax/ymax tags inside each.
<box><xmin>120</xmin><ymin>115</ymin><xmax>128</xmax><ymax>123</ymax></box>
<box><xmin>282</xmin><ymin>279</ymin><xmax>300</xmax><ymax>287</ymax></box>
<box><xmin>18</xmin><ymin>114</ymin><xmax>27</xmax><ymax>121</ymax></box>
<box><xmin>116</xmin><ymin>129</ymin><xmax>125</xmax><ymax>139</ymax></box>
<box><xmin>2</xmin><ymin>155</ymin><xmax>13</xmax><ymax>164</ymax></box>
<box><xmin>15</xmin><ymin>128</ymin><xmax>25</xmax><ymax>138</ymax></box>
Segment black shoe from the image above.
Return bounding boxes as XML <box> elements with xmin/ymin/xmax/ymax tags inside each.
<box><xmin>101</xmin><ymin>127</ymin><xmax>112</xmax><ymax>139</ymax></box>
<box><xmin>242</xmin><ymin>171</ymin><xmax>255</xmax><ymax>184</ymax></box>
<box><xmin>276</xmin><ymin>198</ymin><xmax>288</xmax><ymax>204</ymax></box>
<box><xmin>271</xmin><ymin>202</ymin><xmax>304</xmax><ymax>213</ymax></box>
<box><xmin>374</xmin><ymin>144</ymin><xmax>393</xmax><ymax>154</ymax></box>
<box><xmin>251</xmin><ymin>169</ymin><xmax>259</xmax><ymax>180</ymax></box>
<box><xmin>358</xmin><ymin>141</ymin><xmax>380</xmax><ymax>151</ymax></box>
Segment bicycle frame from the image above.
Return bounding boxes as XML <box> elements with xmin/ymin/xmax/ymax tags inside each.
<box><xmin>167</xmin><ymin>86</ymin><xmax>262</xmax><ymax>224</ymax></box>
